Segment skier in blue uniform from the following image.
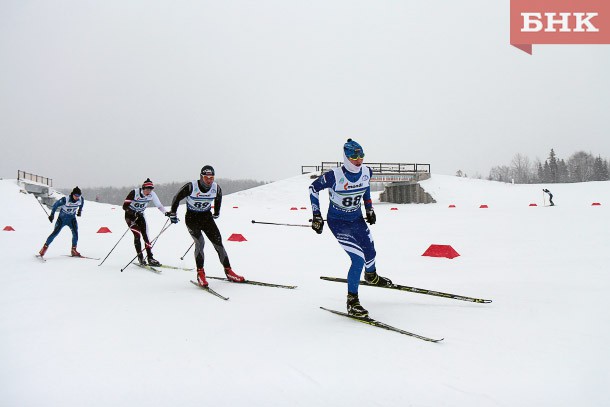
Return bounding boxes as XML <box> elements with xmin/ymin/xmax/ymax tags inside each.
<box><xmin>38</xmin><ymin>186</ymin><xmax>85</xmax><ymax>258</ymax></box>
<box><xmin>309</xmin><ymin>139</ymin><xmax>392</xmax><ymax>317</ymax></box>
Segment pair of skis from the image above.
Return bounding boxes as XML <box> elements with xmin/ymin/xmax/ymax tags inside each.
<box><xmin>190</xmin><ymin>276</ymin><xmax>297</xmax><ymax>300</ymax></box>
<box><xmin>132</xmin><ymin>262</ymin><xmax>194</xmax><ymax>274</ymax></box>
<box><xmin>35</xmin><ymin>254</ymin><xmax>100</xmax><ymax>262</ymax></box>
<box><xmin>319</xmin><ymin>276</ymin><xmax>492</xmax><ymax>343</ymax></box>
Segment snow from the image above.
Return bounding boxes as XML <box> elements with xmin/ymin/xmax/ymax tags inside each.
<box><xmin>1</xmin><ymin>174</ymin><xmax>609</xmax><ymax>406</ymax></box>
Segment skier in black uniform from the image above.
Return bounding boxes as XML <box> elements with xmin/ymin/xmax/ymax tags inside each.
<box><xmin>166</xmin><ymin>165</ymin><xmax>245</xmax><ymax>287</ymax></box>
<box><xmin>543</xmin><ymin>188</ymin><xmax>554</xmax><ymax>206</ymax></box>
<box><xmin>123</xmin><ymin>178</ymin><xmax>168</xmax><ymax>266</ymax></box>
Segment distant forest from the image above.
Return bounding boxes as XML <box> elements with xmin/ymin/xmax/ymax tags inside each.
<box><xmin>458</xmin><ymin>149</ymin><xmax>610</xmax><ymax>184</ymax></box>
<box><xmin>60</xmin><ymin>179</ymin><xmax>267</xmax><ymax>205</ymax></box>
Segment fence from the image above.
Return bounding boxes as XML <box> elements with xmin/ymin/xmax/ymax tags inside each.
<box><xmin>18</xmin><ymin>170</ymin><xmax>53</xmax><ymax>187</ymax></box>
<box><xmin>302</xmin><ymin>162</ymin><xmax>431</xmax><ymax>176</ymax></box>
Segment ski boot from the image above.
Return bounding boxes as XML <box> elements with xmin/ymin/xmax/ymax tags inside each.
<box><xmin>148</xmin><ymin>257</ymin><xmax>161</xmax><ymax>267</ymax></box>
<box><xmin>39</xmin><ymin>244</ymin><xmax>48</xmax><ymax>257</ymax></box>
<box><xmin>225</xmin><ymin>267</ymin><xmax>245</xmax><ymax>282</ymax></box>
<box><xmin>347</xmin><ymin>293</ymin><xmax>369</xmax><ymax>318</ymax></box>
<box><xmin>71</xmin><ymin>246</ymin><xmax>82</xmax><ymax>257</ymax></box>
<box><xmin>137</xmin><ymin>254</ymin><xmax>146</xmax><ymax>266</ymax></box>
<box><xmin>364</xmin><ymin>270</ymin><xmax>392</xmax><ymax>287</ymax></box>
<box><xmin>197</xmin><ymin>268</ymin><xmax>208</xmax><ymax>287</ymax></box>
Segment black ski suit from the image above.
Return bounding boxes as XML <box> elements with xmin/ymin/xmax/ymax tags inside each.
<box><xmin>170</xmin><ymin>180</ymin><xmax>230</xmax><ymax>270</ymax></box>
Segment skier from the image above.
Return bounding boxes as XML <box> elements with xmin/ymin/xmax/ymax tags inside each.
<box><xmin>123</xmin><ymin>178</ymin><xmax>169</xmax><ymax>266</ymax></box>
<box><xmin>309</xmin><ymin>139</ymin><xmax>392</xmax><ymax>317</ymax></box>
<box><xmin>38</xmin><ymin>186</ymin><xmax>85</xmax><ymax>258</ymax></box>
<box><xmin>543</xmin><ymin>188</ymin><xmax>554</xmax><ymax>206</ymax></box>
<box><xmin>166</xmin><ymin>165</ymin><xmax>244</xmax><ymax>287</ymax></box>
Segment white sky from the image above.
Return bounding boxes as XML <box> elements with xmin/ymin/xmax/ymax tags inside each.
<box><xmin>1</xmin><ymin>0</ymin><xmax>609</xmax><ymax>188</ymax></box>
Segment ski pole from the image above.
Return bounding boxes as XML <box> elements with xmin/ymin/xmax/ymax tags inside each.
<box><xmin>36</xmin><ymin>196</ymin><xmax>50</xmax><ymax>217</ymax></box>
<box><xmin>98</xmin><ymin>226</ymin><xmax>131</xmax><ymax>266</ymax></box>
<box><xmin>120</xmin><ymin>219</ymin><xmax>171</xmax><ymax>272</ymax></box>
<box><xmin>180</xmin><ymin>242</ymin><xmax>194</xmax><ymax>260</ymax></box>
<box><xmin>251</xmin><ymin>220</ymin><xmax>311</xmax><ymax>227</ymax></box>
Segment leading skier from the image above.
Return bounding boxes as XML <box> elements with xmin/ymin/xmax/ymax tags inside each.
<box><xmin>309</xmin><ymin>139</ymin><xmax>392</xmax><ymax>317</ymax></box>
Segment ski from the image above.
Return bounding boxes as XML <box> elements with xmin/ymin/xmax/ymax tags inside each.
<box><xmin>62</xmin><ymin>255</ymin><xmax>101</xmax><ymax>260</ymax></box>
<box><xmin>320</xmin><ymin>307</ymin><xmax>443</xmax><ymax>343</ymax></box>
<box><xmin>320</xmin><ymin>276</ymin><xmax>492</xmax><ymax>304</ymax></box>
<box><xmin>207</xmin><ymin>276</ymin><xmax>297</xmax><ymax>289</ymax></box>
<box><xmin>34</xmin><ymin>255</ymin><xmax>47</xmax><ymax>262</ymax></box>
<box><xmin>135</xmin><ymin>263</ymin><xmax>162</xmax><ymax>274</ymax></box>
<box><xmin>189</xmin><ymin>280</ymin><xmax>229</xmax><ymax>300</ymax></box>
<box><xmin>154</xmin><ymin>264</ymin><xmax>193</xmax><ymax>271</ymax></box>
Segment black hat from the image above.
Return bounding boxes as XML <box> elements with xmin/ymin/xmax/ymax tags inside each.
<box><xmin>142</xmin><ymin>178</ymin><xmax>154</xmax><ymax>189</ymax></box>
<box><xmin>71</xmin><ymin>186</ymin><xmax>82</xmax><ymax>196</ymax></box>
<box><xmin>200</xmin><ymin>165</ymin><xmax>215</xmax><ymax>176</ymax></box>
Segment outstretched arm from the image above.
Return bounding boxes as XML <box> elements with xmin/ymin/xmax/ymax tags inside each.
<box><xmin>170</xmin><ymin>183</ymin><xmax>193</xmax><ymax>213</ymax></box>
<box><xmin>151</xmin><ymin>191</ymin><xmax>167</xmax><ymax>214</ymax></box>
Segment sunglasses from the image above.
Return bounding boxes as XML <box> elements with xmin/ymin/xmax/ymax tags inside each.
<box><xmin>73</xmin><ymin>194</ymin><xmax>81</xmax><ymax>197</ymax></box>
<box><xmin>348</xmin><ymin>152</ymin><xmax>365</xmax><ymax>160</ymax></box>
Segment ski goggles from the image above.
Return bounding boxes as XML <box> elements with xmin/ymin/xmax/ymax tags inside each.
<box><xmin>348</xmin><ymin>151</ymin><xmax>365</xmax><ymax>160</ymax></box>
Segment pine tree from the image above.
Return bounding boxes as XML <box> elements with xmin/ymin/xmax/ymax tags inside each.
<box><xmin>548</xmin><ymin>149</ymin><xmax>559</xmax><ymax>183</ymax></box>
<box><xmin>593</xmin><ymin>156</ymin><xmax>609</xmax><ymax>181</ymax></box>
<box><xmin>543</xmin><ymin>161</ymin><xmax>551</xmax><ymax>183</ymax></box>
<box><xmin>557</xmin><ymin>159</ymin><xmax>569</xmax><ymax>183</ymax></box>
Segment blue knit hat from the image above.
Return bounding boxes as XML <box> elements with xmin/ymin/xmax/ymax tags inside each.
<box><xmin>343</xmin><ymin>138</ymin><xmax>365</xmax><ymax>159</ymax></box>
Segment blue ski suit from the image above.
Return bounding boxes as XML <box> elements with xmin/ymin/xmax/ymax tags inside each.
<box><xmin>309</xmin><ymin>165</ymin><xmax>376</xmax><ymax>294</ymax></box>
<box><xmin>45</xmin><ymin>195</ymin><xmax>84</xmax><ymax>246</ymax></box>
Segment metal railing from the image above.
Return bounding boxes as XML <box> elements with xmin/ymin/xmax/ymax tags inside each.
<box><xmin>302</xmin><ymin>162</ymin><xmax>431</xmax><ymax>175</ymax></box>
<box><xmin>18</xmin><ymin>170</ymin><xmax>53</xmax><ymax>187</ymax></box>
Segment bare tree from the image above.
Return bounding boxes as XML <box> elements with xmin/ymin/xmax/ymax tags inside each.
<box><xmin>510</xmin><ymin>153</ymin><xmax>532</xmax><ymax>184</ymax></box>
<box><xmin>567</xmin><ymin>151</ymin><xmax>595</xmax><ymax>182</ymax></box>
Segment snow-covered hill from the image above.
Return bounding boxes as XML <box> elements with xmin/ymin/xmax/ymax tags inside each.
<box><xmin>1</xmin><ymin>174</ymin><xmax>609</xmax><ymax>407</ymax></box>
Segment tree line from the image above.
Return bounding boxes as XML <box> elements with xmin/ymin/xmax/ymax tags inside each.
<box><xmin>60</xmin><ymin>178</ymin><xmax>268</xmax><ymax>206</ymax></box>
<box><xmin>482</xmin><ymin>149</ymin><xmax>609</xmax><ymax>184</ymax></box>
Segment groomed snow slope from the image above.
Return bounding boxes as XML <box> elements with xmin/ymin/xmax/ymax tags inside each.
<box><xmin>1</xmin><ymin>174</ymin><xmax>609</xmax><ymax>407</ymax></box>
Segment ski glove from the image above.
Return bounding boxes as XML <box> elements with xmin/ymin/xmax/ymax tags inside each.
<box><xmin>212</xmin><ymin>213</ymin><xmax>219</xmax><ymax>219</ymax></box>
<box><xmin>48</xmin><ymin>214</ymin><xmax>54</xmax><ymax>223</ymax></box>
<box><xmin>165</xmin><ymin>212</ymin><xmax>180</xmax><ymax>224</ymax></box>
<box><xmin>311</xmin><ymin>214</ymin><xmax>324</xmax><ymax>234</ymax></box>
<box><xmin>365</xmin><ymin>208</ymin><xmax>376</xmax><ymax>225</ymax></box>
<box><xmin>77</xmin><ymin>210</ymin><xmax>82</xmax><ymax>217</ymax></box>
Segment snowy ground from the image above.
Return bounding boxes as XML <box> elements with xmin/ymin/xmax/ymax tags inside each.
<box><xmin>1</xmin><ymin>174</ymin><xmax>609</xmax><ymax>407</ymax></box>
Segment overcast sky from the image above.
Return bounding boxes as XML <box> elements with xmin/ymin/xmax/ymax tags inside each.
<box><xmin>1</xmin><ymin>0</ymin><xmax>609</xmax><ymax>188</ymax></box>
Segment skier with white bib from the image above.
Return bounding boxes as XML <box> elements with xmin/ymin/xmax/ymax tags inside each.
<box><xmin>38</xmin><ymin>186</ymin><xmax>85</xmax><ymax>258</ymax></box>
<box><xmin>166</xmin><ymin>165</ymin><xmax>245</xmax><ymax>287</ymax></box>
<box><xmin>123</xmin><ymin>178</ymin><xmax>169</xmax><ymax>266</ymax></box>
<box><xmin>309</xmin><ymin>139</ymin><xmax>392</xmax><ymax>317</ymax></box>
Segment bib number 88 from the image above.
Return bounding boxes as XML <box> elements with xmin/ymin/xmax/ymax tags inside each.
<box><xmin>341</xmin><ymin>196</ymin><xmax>361</xmax><ymax>207</ymax></box>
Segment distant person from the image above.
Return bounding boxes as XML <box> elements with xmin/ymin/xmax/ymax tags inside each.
<box><xmin>543</xmin><ymin>188</ymin><xmax>554</xmax><ymax>206</ymax></box>
<box><xmin>309</xmin><ymin>139</ymin><xmax>392</xmax><ymax>317</ymax></box>
<box><xmin>38</xmin><ymin>186</ymin><xmax>85</xmax><ymax>258</ymax></box>
<box><xmin>123</xmin><ymin>178</ymin><xmax>168</xmax><ymax>266</ymax></box>
<box><xmin>167</xmin><ymin>165</ymin><xmax>245</xmax><ymax>287</ymax></box>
